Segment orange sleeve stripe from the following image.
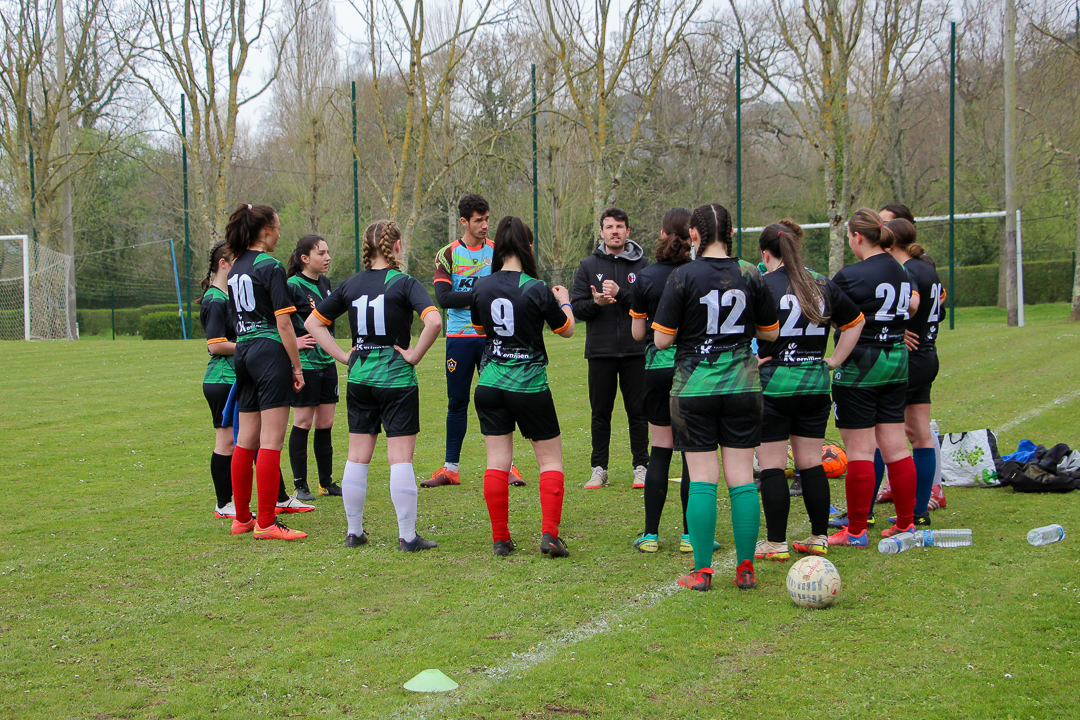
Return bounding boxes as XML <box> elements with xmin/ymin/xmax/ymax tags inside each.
<box><xmin>471</xmin><ymin>324</ymin><xmax>485</xmax><ymax>333</ymax></box>
<box><xmin>629</xmin><ymin>310</ymin><xmax>647</xmax><ymax>319</ymax></box>
<box><xmin>420</xmin><ymin>306</ymin><xmax>438</xmax><ymax>320</ymax></box>
<box><xmin>838</xmin><ymin>312</ymin><xmax>865</xmax><ymax>332</ymax></box>
<box><xmin>941</xmin><ymin>289</ymin><xmax>947</xmax><ymax>300</ymax></box>
<box><xmin>311</xmin><ymin>309</ymin><xmax>332</xmax><ymax>326</ymax></box>
<box><xmin>274</xmin><ymin>306</ymin><xmax>296</xmax><ymax>316</ymax></box>
<box><xmin>433</xmin><ymin>277</ymin><xmax>451</xmax><ymax>284</ymax></box>
<box><xmin>652</xmin><ymin>322</ymin><xmax>677</xmax><ymax>336</ymax></box>
<box><xmin>911</xmin><ymin>291</ymin><xmax>921</xmax><ymax>298</ymax></box>
<box><xmin>552</xmin><ymin>317</ymin><xmax>572</xmax><ymax>334</ymax></box>
<box><xmin>206</xmin><ymin>337</ymin><xmax>228</xmax><ymax>345</ymax></box>
<box><xmin>756</xmin><ymin>321</ymin><xmax>780</xmax><ymax>332</ymax></box>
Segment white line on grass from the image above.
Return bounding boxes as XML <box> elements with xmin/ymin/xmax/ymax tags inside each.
<box><xmin>996</xmin><ymin>388</ymin><xmax>1080</xmax><ymax>434</ymax></box>
<box><xmin>396</xmin><ymin>550</ymin><xmax>739</xmax><ymax>720</ymax></box>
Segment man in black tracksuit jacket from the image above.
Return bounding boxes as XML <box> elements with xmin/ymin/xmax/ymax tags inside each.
<box><xmin>571</xmin><ymin>207</ymin><xmax>650</xmax><ymax>489</ymax></box>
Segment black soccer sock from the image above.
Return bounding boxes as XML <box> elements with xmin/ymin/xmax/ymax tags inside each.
<box><xmin>210</xmin><ymin>452</ymin><xmax>233</xmax><ymax>507</ymax></box>
<box><xmin>313</xmin><ymin>428</ymin><xmax>334</xmax><ymax>488</ymax></box>
<box><xmin>288</xmin><ymin>426</ymin><xmax>310</xmax><ymax>487</ymax></box>
<box><xmin>799</xmin><ymin>464</ymin><xmax>831</xmax><ymax>537</ymax></box>
<box><xmin>680</xmin><ymin>453</ymin><xmax>690</xmax><ymax>534</ymax></box>
<box><xmin>757</xmin><ymin>468</ymin><xmax>790</xmax><ymax>543</ymax></box>
<box><xmin>642</xmin><ymin>446</ymin><xmax>673</xmax><ymax>535</ymax></box>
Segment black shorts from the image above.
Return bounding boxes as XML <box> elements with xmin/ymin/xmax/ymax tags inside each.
<box><xmin>234</xmin><ymin>338</ymin><xmax>296</xmax><ymax>413</ymax></box>
<box><xmin>671</xmin><ymin>392</ymin><xmax>763</xmax><ymax>452</ymax></box>
<box><xmin>643</xmin><ymin>367</ymin><xmax>675</xmax><ymax>426</ymax></box>
<box><xmin>203</xmin><ymin>382</ymin><xmax>232</xmax><ymax>429</ymax></box>
<box><xmin>832</xmin><ymin>382</ymin><xmax>907</xmax><ymax>429</ymax></box>
<box><xmin>474</xmin><ymin>385</ymin><xmax>561</xmax><ymax>441</ymax></box>
<box><xmin>760</xmin><ymin>393</ymin><xmax>831</xmax><ymax>443</ymax></box>
<box><xmin>347</xmin><ymin>383</ymin><xmax>419</xmax><ymax>437</ymax></box>
<box><xmin>905</xmin><ymin>351</ymin><xmax>939</xmax><ymax>406</ymax></box>
<box><xmin>293</xmin><ymin>365</ymin><xmax>340</xmax><ymax>407</ymax></box>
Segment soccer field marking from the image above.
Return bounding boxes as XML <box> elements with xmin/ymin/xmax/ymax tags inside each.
<box><xmin>995</xmin><ymin>388</ymin><xmax>1080</xmax><ymax>434</ymax></box>
<box><xmin>396</xmin><ymin>550</ymin><xmax>739</xmax><ymax>720</ymax></box>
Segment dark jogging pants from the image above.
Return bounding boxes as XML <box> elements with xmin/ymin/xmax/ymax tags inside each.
<box><xmin>588</xmin><ymin>355</ymin><xmax>649</xmax><ymax>469</ymax></box>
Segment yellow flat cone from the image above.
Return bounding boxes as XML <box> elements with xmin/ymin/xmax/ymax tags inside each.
<box><xmin>403</xmin><ymin>669</ymin><xmax>458</xmax><ymax>693</ymax></box>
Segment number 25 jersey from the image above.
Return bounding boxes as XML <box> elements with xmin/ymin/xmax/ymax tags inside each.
<box><xmin>831</xmin><ymin>252</ymin><xmax>912</xmax><ymax>387</ymax></box>
<box><xmin>470</xmin><ymin>271</ymin><xmax>571</xmax><ymax>393</ymax></box>
<box><xmin>312</xmin><ymin>268</ymin><xmax>437</xmax><ymax>388</ymax></box>
<box><xmin>652</xmin><ymin>256</ymin><xmax>779</xmax><ymax>397</ymax></box>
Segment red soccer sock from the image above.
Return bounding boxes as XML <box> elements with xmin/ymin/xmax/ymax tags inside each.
<box><xmin>886</xmin><ymin>456</ymin><xmax>917</xmax><ymax>528</ymax></box>
<box><xmin>539</xmin><ymin>470</ymin><xmax>565</xmax><ymax>538</ymax></box>
<box><xmin>255</xmin><ymin>449</ymin><xmax>283</xmax><ymax>528</ymax></box>
<box><xmin>231</xmin><ymin>446</ymin><xmax>257</xmax><ymax>523</ymax></box>
<box><xmin>483</xmin><ymin>469</ymin><xmax>511</xmax><ymax>542</ymax></box>
<box><xmin>845</xmin><ymin>460</ymin><xmax>875</xmax><ymax>535</ymax></box>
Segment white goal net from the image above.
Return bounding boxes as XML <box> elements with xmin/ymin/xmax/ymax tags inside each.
<box><xmin>0</xmin><ymin>235</ymin><xmax>74</xmax><ymax>340</ymax></box>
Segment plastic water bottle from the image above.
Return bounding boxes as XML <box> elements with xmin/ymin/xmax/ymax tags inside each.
<box><xmin>915</xmin><ymin>529</ymin><xmax>972</xmax><ymax>548</ymax></box>
<box><xmin>878</xmin><ymin>532</ymin><xmax>918</xmax><ymax>554</ymax></box>
<box><xmin>1027</xmin><ymin>524</ymin><xmax>1066</xmax><ymax>546</ymax></box>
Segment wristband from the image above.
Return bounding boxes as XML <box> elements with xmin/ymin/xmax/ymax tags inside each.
<box><xmin>293</xmin><ymin>369</ymin><xmax>303</xmax><ymax>375</ymax></box>
<box><xmin>560</xmin><ymin>303</ymin><xmax>571</xmax><ymax>310</ymax></box>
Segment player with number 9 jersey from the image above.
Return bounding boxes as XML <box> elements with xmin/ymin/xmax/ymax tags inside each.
<box><xmin>827</xmin><ymin>208</ymin><xmax>920</xmax><ymax>549</ymax></box>
<box><xmin>652</xmin><ymin>203</ymin><xmax>779</xmax><ymax>593</ymax></box>
<box><xmin>468</xmin><ymin>216</ymin><xmax>575</xmax><ymax>558</ymax></box>
<box><xmin>306</xmin><ymin>220</ymin><xmax>444</xmax><ymax>552</ymax></box>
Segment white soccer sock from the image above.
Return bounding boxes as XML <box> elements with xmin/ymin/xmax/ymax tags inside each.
<box><xmin>389</xmin><ymin>463</ymin><xmax>418</xmax><ymax>542</ymax></box>
<box><xmin>445</xmin><ymin>462</ymin><xmax>459</xmax><ymax>473</ymax></box>
<box><xmin>341</xmin><ymin>461</ymin><xmax>369</xmax><ymax>536</ymax></box>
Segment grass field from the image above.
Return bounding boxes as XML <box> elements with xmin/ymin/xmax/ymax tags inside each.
<box><xmin>2</xmin><ymin>304</ymin><xmax>1079</xmax><ymax>719</ymax></box>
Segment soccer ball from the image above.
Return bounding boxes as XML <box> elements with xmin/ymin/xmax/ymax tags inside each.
<box><xmin>822</xmin><ymin>444</ymin><xmax>847</xmax><ymax>478</ymax></box>
<box><xmin>786</xmin><ymin>556</ymin><xmax>842</xmax><ymax>609</ymax></box>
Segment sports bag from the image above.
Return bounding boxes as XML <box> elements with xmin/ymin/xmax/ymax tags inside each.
<box><xmin>939</xmin><ymin>429</ymin><xmax>1002</xmax><ymax>487</ymax></box>
<box><xmin>999</xmin><ymin>460</ymin><xmax>1080</xmax><ymax>493</ymax></box>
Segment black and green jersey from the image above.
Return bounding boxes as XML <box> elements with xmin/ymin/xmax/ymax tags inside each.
<box><xmin>630</xmin><ymin>260</ymin><xmax>684</xmax><ymax>370</ymax></box>
<box><xmin>904</xmin><ymin>256</ymin><xmax>945</xmax><ymax>354</ymax></box>
<box><xmin>470</xmin><ymin>271</ymin><xmax>571</xmax><ymax>393</ymax></box>
<box><xmin>288</xmin><ymin>273</ymin><xmax>335</xmax><ymax>369</ymax></box>
<box><xmin>312</xmin><ymin>268</ymin><xmax>436</xmax><ymax>388</ymax></box>
<box><xmin>758</xmin><ymin>267</ymin><xmax>863</xmax><ymax>397</ymax></box>
<box><xmin>227</xmin><ymin>250</ymin><xmax>296</xmax><ymax>342</ymax></box>
<box><xmin>200</xmin><ymin>286</ymin><xmax>236</xmax><ymax>384</ymax></box>
<box><xmin>652</xmin><ymin>256</ymin><xmax>779</xmax><ymax>397</ymax></box>
<box><xmin>831</xmin><ymin>252</ymin><xmax>912</xmax><ymax>387</ymax></box>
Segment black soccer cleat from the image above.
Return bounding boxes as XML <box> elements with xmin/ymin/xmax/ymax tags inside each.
<box><xmin>399</xmin><ymin>534</ymin><xmax>438</xmax><ymax>552</ymax></box>
<box><xmin>789</xmin><ymin>476</ymin><xmax>803</xmax><ymax>496</ymax></box>
<box><xmin>494</xmin><ymin>539</ymin><xmax>517</xmax><ymax>557</ymax></box>
<box><xmin>345</xmin><ymin>532</ymin><xmax>368</xmax><ymax>547</ymax></box>
<box><xmin>294</xmin><ymin>479</ymin><xmax>316</xmax><ymax>503</ymax></box>
<box><xmin>540</xmin><ymin>533</ymin><xmax>569</xmax><ymax>558</ymax></box>
<box><xmin>318</xmin><ymin>482</ymin><xmax>343</xmax><ymax>497</ymax></box>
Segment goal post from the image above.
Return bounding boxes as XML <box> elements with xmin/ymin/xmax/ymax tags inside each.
<box><xmin>0</xmin><ymin>235</ymin><xmax>74</xmax><ymax>341</ymax></box>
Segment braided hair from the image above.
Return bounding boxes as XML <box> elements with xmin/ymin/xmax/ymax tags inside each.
<box><xmin>197</xmin><ymin>240</ymin><xmax>231</xmax><ymax>302</ymax></box>
<box><xmin>689</xmin><ymin>203</ymin><xmax>733</xmax><ymax>256</ymax></box>
<box><xmin>363</xmin><ymin>220</ymin><xmax>401</xmax><ymax>270</ymax></box>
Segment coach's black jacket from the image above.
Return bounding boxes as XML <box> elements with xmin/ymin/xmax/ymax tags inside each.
<box><xmin>570</xmin><ymin>240</ymin><xmax>649</xmax><ymax>359</ymax></box>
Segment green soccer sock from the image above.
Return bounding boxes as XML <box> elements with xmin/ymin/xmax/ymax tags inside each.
<box><xmin>687</xmin><ymin>482</ymin><xmax>719</xmax><ymax>571</ymax></box>
<box><xmin>729</xmin><ymin>483</ymin><xmax>761</xmax><ymax>566</ymax></box>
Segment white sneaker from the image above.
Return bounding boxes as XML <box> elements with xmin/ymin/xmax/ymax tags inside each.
<box><xmin>214</xmin><ymin>501</ymin><xmax>236</xmax><ymax>518</ymax></box>
<box><xmin>584</xmin><ymin>466</ymin><xmax>608</xmax><ymax>489</ymax></box>
<box><xmin>632</xmin><ymin>465</ymin><xmax>647</xmax><ymax>489</ymax></box>
<box><xmin>276</xmin><ymin>495</ymin><xmax>316</xmax><ymax>514</ymax></box>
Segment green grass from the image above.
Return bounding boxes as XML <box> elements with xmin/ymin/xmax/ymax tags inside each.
<box><xmin>2</xmin><ymin>305</ymin><xmax>1079</xmax><ymax>719</ymax></box>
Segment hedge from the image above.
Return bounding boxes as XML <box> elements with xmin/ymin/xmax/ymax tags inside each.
<box><xmin>77</xmin><ymin>304</ymin><xmax>197</xmax><ymax>337</ymax></box>
<box><xmin>942</xmin><ymin>259</ymin><xmax>1074</xmax><ymax>307</ymax></box>
<box><xmin>140</xmin><ymin>311</ymin><xmax>204</xmax><ymax>340</ymax></box>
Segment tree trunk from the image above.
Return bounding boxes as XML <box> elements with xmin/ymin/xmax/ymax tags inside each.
<box><xmin>1070</xmin><ymin>157</ymin><xmax>1080</xmax><ymax>321</ymax></box>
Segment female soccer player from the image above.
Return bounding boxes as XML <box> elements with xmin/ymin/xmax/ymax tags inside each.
<box><xmin>886</xmin><ymin>218</ymin><xmax>944</xmax><ymax>526</ymax></box>
<box><xmin>629</xmin><ymin>207</ymin><xmax>693</xmax><ymax>554</ymax></box>
<box><xmin>828</xmin><ymin>208</ymin><xmax>920</xmax><ymax>546</ymax></box>
<box><xmin>226</xmin><ymin>203</ymin><xmax>308</xmax><ymax>541</ymax></box>
<box><xmin>652</xmin><ymin>203</ymin><xmax>779</xmax><ymax>591</ymax></box>
<box><xmin>200</xmin><ymin>240</ymin><xmax>237</xmax><ymax>518</ymax></box>
<box><xmin>286</xmin><ymin>234</ymin><xmax>340</xmax><ymax>502</ymax></box>
<box><xmin>469</xmin><ymin>216</ymin><xmax>575</xmax><ymax>557</ymax></box>
<box><xmin>305</xmin><ymin>221</ymin><xmax>443</xmax><ymax>551</ymax></box>
<box><xmin>754</xmin><ymin>221</ymin><xmax>864</xmax><ymax>560</ymax></box>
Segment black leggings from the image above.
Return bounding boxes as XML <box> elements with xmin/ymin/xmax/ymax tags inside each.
<box><xmin>587</xmin><ymin>356</ymin><xmax>649</xmax><ymax>468</ymax></box>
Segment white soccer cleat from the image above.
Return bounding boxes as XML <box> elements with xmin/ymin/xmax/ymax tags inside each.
<box><xmin>632</xmin><ymin>465</ymin><xmax>647</xmax><ymax>489</ymax></box>
<box><xmin>584</xmin><ymin>466</ymin><xmax>608</xmax><ymax>489</ymax></box>
<box><xmin>276</xmin><ymin>495</ymin><xmax>316</xmax><ymax>514</ymax></box>
<box><xmin>214</xmin><ymin>501</ymin><xmax>236</xmax><ymax>518</ymax></box>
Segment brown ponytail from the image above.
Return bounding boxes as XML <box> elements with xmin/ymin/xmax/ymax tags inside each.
<box><xmin>884</xmin><ymin>218</ymin><xmax>925</xmax><ymax>260</ymax></box>
<box><xmin>656</xmin><ymin>207</ymin><xmax>691</xmax><ymax>263</ymax></box>
<box><xmin>198</xmin><ymin>240</ymin><xmax>231</xmax><ymax>301</ymax></box>
<box><xmin>225</xmin><ymin>203</ymin><xmax>277</xmax><ymax>258</ymax></box>
<box><xmin>363</xmin><ymin>220</ymin><xmax>401</xmax><ymax>270</ymax></box>
<box><xmin>758</xmin><ymin>223</ymin><xmax>825</xmax><ymax>325</ymax></box>
<box><xmin>847</xmin><ymin>208</ymin><xmax>895</xmax><ymax>251</ymax></box>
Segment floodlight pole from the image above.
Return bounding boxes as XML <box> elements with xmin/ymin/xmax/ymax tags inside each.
<box><xmin>352</xmin><ymin>81</ymin><xmax>360</xmax><ymax>274</ymax></box>
<box><xmin>182</xmin><ymin>94</ymin><xmax>192</xmax><ymax>335</ymax></box>
<box><xmin>736</xmin><ymin>51</ymin><xmax>743</xmax><ymax>258</ymax></box>
<box><xmin>27</xmin><ymin>109</ymin><xmax>38</xmax><ymax>243</ymax></box>
<box><xmin>948</xmin><ymin>21</ymin><xmax>956</xmax><ymax>330</ymax></box>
